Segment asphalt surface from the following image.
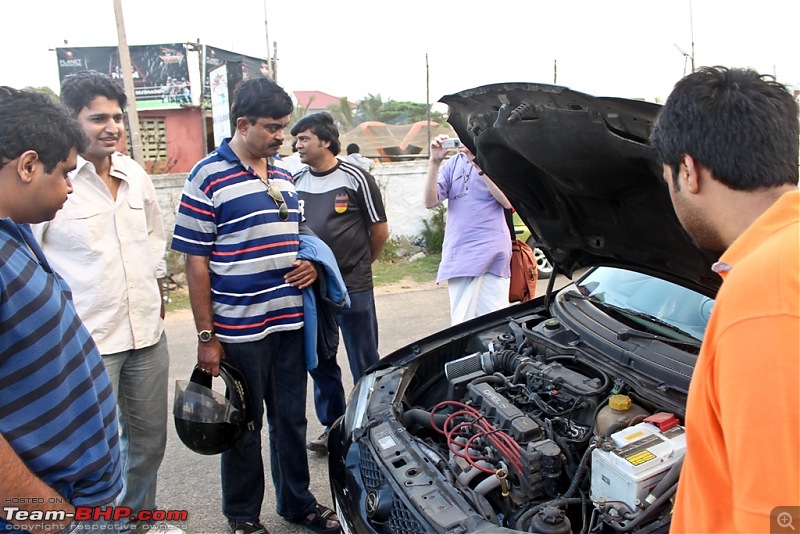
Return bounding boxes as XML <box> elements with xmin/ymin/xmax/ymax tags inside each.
<box><xmin>156</xmin><ymin>277</ymin><xmax>564</xmax><ymax>533</ymax></box>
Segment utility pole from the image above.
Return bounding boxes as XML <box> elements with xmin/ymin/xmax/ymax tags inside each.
<box><xmin>689</xmin><ymin>0</ymin><xmax>696</xmax><ymax>73</ymax></box>
<box><xmin>426</xmin><ymin>53</ymin><xmax>431</xmax><ymax>155</ymax></box>
<box><xmin>675</xmin><ymin>1</ymin><xmax>697</xmax><ymax>77</ymax></box>
<box><xmin>113</xmin><ymin>0</ymin><xmax>145</xmax><ymax>165</ymax></box>
<box><xmin>272</xmin><ymin>41</ymin><xmax>279</xmax><ymax>83</ymax></box>
<box><xmin>263</xmin><ymin>0</ymin><xmax>273</xmax><ymax>79</ymax></box>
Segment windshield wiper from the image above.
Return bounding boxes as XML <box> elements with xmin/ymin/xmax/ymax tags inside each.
<box><xmin>567</xmin><ymin>292</ymin><xmax>702</xmax><ymax>348</ymax></box>
<box><xmin>616</xmin><ymin>327</ymin><xmax>701</xmax><ymax>349</ymax></box>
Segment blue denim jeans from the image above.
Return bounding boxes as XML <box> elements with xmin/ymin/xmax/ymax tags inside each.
<box><xmin>220</xmin><ymin>328</ymin><xmax>317</xmax><ymax>521</ymax></box>
<box><xmin>310</xmin><ymin>289</ymin><xmax>380</xmax><ymax>428</ymax></box>
<box><xmin>103</xmin><ymin>333</ymin><xmax>169</xmax><ymax>515</ymax></box>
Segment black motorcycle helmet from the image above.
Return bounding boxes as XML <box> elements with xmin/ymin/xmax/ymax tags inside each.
<box><xmin>173</xmin><ymin>361</ymin><xmax>252</xmax><ymax>455</ymax></box>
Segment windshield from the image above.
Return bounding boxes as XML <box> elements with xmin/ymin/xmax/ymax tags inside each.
<box><xmin>575</xmin><ymin>267</ymin><xmax>714</xmax><ymax>342</ymax></box>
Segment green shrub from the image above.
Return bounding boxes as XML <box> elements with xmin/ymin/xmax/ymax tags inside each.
<box><xmin>421</xmin><ymin>205</ymin><xmax>446</xmax><ymax>253</ymax></box>
<box><xmin>378</xmin><ymin>236</ymin><xmax>401</xmax><ymax>262</ymax></box>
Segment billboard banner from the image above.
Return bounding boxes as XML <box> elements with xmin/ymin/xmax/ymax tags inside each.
<box><xmin>56</xmin><ymin>44</ymin><xmax>193</xmax><ymax>110</ymax></box>
<box><xmin>210</xmin><ymin>64</ymin><xmax>232</xmax><ymax>147</ymax></box>
<box><xmin>204</xmin><ymin>45</ymin><xmax>269</xmax><ymax>101</ymax></box>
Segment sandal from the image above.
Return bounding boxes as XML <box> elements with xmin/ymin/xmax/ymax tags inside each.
<box><xmin>288</xmin><ymin>504</ymin><xmax>340</xmax><ymax>534</ymax></box>
<box><xmin>229</xmin><ymin>520</ymin><xmax>268</xmax><ymax>534</ymax></box>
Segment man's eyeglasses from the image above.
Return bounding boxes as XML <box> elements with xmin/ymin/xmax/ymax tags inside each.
<box><xmin>268</xmin><ymin>184</ymin><xmax>289</xmax><ymax>222</ymax></box>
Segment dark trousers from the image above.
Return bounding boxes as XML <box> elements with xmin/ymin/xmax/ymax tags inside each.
<box><xmin>220</xmin><ymin>328</ymin><xmax>317</xmax><ymax>521</ymax></box>
<box><xmin>310</xmin><ymin>289</ymin><xmax>380</xmax><ymax>428</ymax></box>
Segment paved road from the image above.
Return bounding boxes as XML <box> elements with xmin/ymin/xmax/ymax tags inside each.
<box><xmin>156</xmin><ymin>277</ymin><xmax>564</xmax><ymax>533</ymax></box>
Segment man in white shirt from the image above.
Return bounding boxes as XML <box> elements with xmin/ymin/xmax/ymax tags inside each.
<box><xmin>344</xmin><ymin>142</ymin><xmax>375</xmax><ymax>173</ymax></box>
<box><xmin>281</xmin><ymin>139</ymin><xmax>306</xmax><ymax>175</ymax></box>
<box><xmin>32</xmin><ymin>71</ymin><xmax>174</xmax><ymax>531</ymax></box>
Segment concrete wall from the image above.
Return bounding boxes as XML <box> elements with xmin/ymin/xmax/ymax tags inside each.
<box><xmin>371</xmin><ymin>160</ymin><xmax>431</xmax><ymax>239</ymax></box>
<box><xmin>153</xmin><ymin>160</ymin><xmax>434</xmax><ymax>241</ymax></box>
<box><xmin>153</xmin><ymin>173</ymin><xmax>188</xmax><ymax>237</ymax></box>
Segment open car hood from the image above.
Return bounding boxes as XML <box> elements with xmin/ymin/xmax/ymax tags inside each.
<box><xmin>441</xmin><ymin>82</ymin><xmax>720</xmax><ymax>296</ymax></box>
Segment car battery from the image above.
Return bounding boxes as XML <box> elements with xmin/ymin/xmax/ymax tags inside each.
<box><xmin>590</xmin><ymin>421</ymin><xmax>686</xmax><ymax>512</ymax></box>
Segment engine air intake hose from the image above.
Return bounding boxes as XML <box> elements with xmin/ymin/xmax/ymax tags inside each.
<box><xmin>445</xmin><ymin>350</ymin><xmax>527</xmax><ymax>381</ymax></box>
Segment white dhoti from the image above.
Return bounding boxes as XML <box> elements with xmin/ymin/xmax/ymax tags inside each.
<box><xmin>446</xmin><ymin>273</ymin><xmax>510</xmax><ymax>325</ymax></box>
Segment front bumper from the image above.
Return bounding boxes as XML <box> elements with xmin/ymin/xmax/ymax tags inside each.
<box><xmin>329</xmin><ymin>426</ymin><xmax>430</xmax><ymax>534</ymax></box>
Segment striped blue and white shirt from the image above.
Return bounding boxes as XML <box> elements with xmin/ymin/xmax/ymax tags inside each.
<box><xmin>0</xmin><ymin>219</ymin><xmax>122</xmax><ymax>515</ymax></box>
<box><xmin>171</xmin><ymin>139</ymin><xmax>304</xmax><ymax>342</ymax></box>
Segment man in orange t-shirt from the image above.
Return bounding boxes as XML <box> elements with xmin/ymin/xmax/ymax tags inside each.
<box><xmin>650</xmin><ymin>66</ymin><xmax>799</xmax><ymax>533</ymax></box>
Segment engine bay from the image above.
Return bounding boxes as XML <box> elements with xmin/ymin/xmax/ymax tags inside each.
<box><xmin>392</xmin><ymin>312</ymin><xmax>687</xmax><ymax>533</ymax></box>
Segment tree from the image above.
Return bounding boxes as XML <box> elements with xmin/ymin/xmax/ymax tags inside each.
<box><xmin>356</xmin><ymin>93</ymin><xmax>383</xmax><ymax>123</ymax></box>
<box><xmin>352</xmin><ymin>95</ymin><xmax>447</xmax><ymax>125</ymax></box>
<box><xmin>377</xmin><ymin>100</ymin><xmax>446</xmax><ymax>124</ymax></box>
<box><xmin>326</xmin><ymin>96</ymin><xmax>356</xmax><ymax>131</ymax></box>
<box><xmin>294</xmin><ymin>91</ymin><xmax>450</xmax><ymax>133</ymax></box>
<box><xmin>291</xmin><ymin>94</ymin><xmax>314</xmax><ymax>125</ymax></box>
<box><xmin>26</xmin><ymin>86</ymin><xmax>58</xmax><ymax>101</ymax></box>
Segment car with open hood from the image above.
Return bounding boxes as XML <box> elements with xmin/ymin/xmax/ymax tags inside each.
<box><xmin>328</xmin><ymin>82</ymin><xmax>720</xmax><ymax>534</ymax></box>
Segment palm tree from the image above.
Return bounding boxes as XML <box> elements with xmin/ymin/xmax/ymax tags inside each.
<box><xmin>291</xmin><ymin>95</ymin><xmax>314</xmax><ymax>125</ymax></box>
<box><xmin>356</xmin><ymin>93</ymin><xmax>383</xmax><ymax>123</ymax></box>
<box><xmin>326</xmin><ymin>97</ymin><xmax>356</xmax><ymax>132</ymax></box>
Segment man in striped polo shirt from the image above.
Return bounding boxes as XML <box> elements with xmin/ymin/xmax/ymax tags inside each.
<box><xmin>0</xmin><ymin>87</ymin><xmax>122</xmax><ymax>531</ymax></box>
<box><xmin>172</xmin><ymin>78</ymin><xmax>339</xmax><ymax>534</ymax></box>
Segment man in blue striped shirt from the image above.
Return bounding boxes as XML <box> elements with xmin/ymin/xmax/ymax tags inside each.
<box><xmin>0</xmin><ymin>87</ymin><xmax>122</xmax><ymax>532</ymax></box>
<box><xmin>172</xmin><ymin>78</ymin><xmax>339</xmax><ymax>534</ymax></box>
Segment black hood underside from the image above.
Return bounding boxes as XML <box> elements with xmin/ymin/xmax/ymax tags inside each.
<box><xmin>441</xmin><ymin>82</ymin><xmax>719</xmax><ymax>296</ymax></box>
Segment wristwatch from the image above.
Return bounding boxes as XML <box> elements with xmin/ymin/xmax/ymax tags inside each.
<box><xmin>197</xmin><ymin>330</ymin><xmax>215</xmax><ymax>343</ymax></box>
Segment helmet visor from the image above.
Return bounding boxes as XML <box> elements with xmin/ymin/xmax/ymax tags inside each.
<box><xmin>173</xmin><ymin>381</ymin><xmax>242</xmax><ymax>425</ymax></box>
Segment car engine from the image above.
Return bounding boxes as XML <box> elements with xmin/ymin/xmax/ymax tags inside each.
<box><xmin>397</xmin><ymin>320</ymin><xmax>686</xmax><ymax>533</ymax></box>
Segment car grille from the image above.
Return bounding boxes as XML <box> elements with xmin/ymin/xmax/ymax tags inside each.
<box><xmin>358</xmin><ymin>441</ymin><xmax>429</xmax><ymax>534</ymax></box>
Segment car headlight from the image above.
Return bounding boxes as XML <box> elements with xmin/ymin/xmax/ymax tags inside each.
<box><xmin>342</xmin><ymin>373</ymin><xmax>376</xmax><ymax>436</ymax></box>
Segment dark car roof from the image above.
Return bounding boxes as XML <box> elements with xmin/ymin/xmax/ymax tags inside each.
<box><xmin>441</xmin><ymin>82</ymin><xmax>720</xmax><ymax>296</ymax></box>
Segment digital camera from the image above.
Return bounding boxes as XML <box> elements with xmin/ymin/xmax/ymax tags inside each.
<box><xmin>441</xmin><ymin>138</ymin><xmax>461</xmax><ymax>149</ymax></box>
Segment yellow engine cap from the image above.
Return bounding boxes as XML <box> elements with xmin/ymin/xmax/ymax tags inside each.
<box><xmin>609</xmin><ymin>394</ymin><xmax>633</xmax><ymax>411</ymax></box>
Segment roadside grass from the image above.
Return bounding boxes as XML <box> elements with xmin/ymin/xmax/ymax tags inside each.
<box><xmin>164</xmin><ymin>253</ymin><xmax>441</xmax><ymax>314</ymax></box>
<box><xmin>164</xmin><ymin>288</ymin><xmax>191</xmax><ymax>314</ymax></box>
<box><xmin>372</xmin><ymin>253</ymin><xmax>440</xmax><ymax>286</ymax></box>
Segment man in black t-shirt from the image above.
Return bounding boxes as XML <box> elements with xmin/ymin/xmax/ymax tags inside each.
<box><xmin>292</xmin><ymin>112</ymin><xmax>388</xmax><ymax>454</ymax></box>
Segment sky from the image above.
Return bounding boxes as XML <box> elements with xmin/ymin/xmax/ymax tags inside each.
<box><xmin>4</xmin><ymin>0</ymin><xmax>799</xmax><ymax>108</ymax></box>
